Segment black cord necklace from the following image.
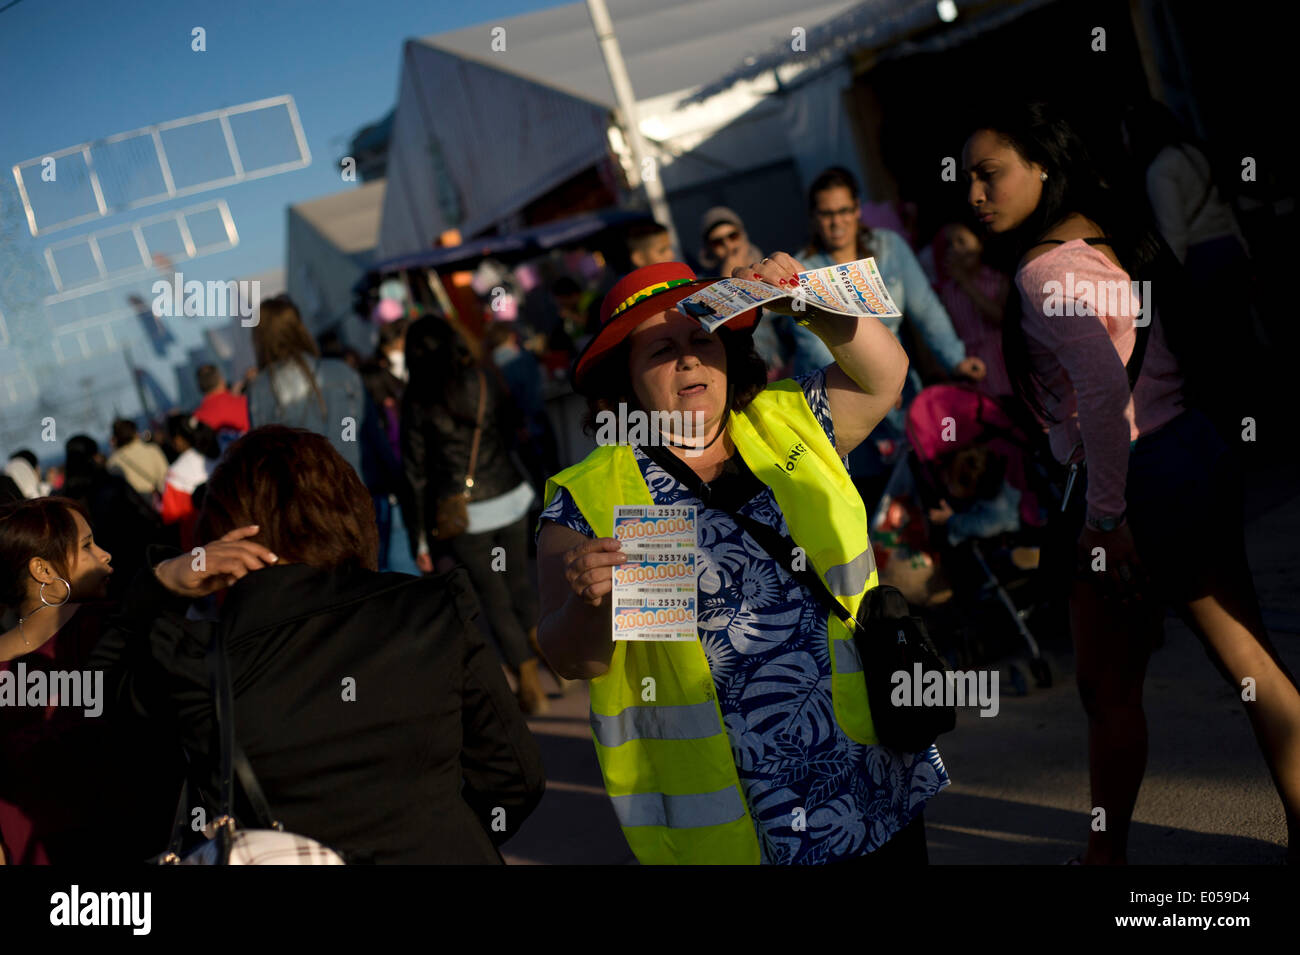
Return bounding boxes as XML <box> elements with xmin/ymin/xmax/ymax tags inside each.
<box><xmin>656</xmin><ymin>422</ymin><xmax>727</xmax><ymax>452</ymax></box>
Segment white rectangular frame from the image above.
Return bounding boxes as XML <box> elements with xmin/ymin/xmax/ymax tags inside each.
<box><xmin>12</xmin><ymin>95</ymin><xmax>310</xmax><ymax>237</ymax></box>
<box><xmin>42</xmin><ymin>199</ymin><xmax>238</xmax><ymax>302</ymax></box>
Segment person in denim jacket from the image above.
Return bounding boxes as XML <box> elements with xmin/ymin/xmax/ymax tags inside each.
<box><xmin>247</xmin><ymin>296</ymin><xmax>366</xmax><ymax>476</ymax></box>
<box><xmin>767</xmin><ymin>168</ymin><xmax>986</xmax><ymax>508</ymax></box>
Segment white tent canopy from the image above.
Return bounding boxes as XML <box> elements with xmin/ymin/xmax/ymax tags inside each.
<box><xmin>377</xmin><ymin>42</ymin><xmax>611</xmax><ymax>258</ymax></box>
<box><xmin>377</xmin><ymin>0</ymin><xmax>860</xmax><ymax>259</ymax></box>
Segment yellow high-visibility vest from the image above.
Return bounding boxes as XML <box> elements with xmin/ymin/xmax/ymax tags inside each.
<box><xmin>542</xmin><ymin>379</ymin><xmax>879</xmax><ymax>864</ymax></box>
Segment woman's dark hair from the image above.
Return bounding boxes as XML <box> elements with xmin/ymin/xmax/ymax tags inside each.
<box><xmin>0</xmin><ymin>476</ymin><xmax>23</xmax><ymax>507</ymax></box>
<box><xmin>64</xmin><ymin>434</ymin><xmax>99</xmax><ymax>477</ymax></box>
<box><xmin>805</xmin><ymin>166</ymin><xmax>874</xmax><ymax>260</ymax></box>
<box><xmin>0</xmin><ymin>497</ymin><xmax>89</xmax><ymax>608</ymax></box>
<box><xmin>965</xmin><ymin>101</ymin><xmax>1170</xmax><ymax>422</ymax></box>
<box><xmin>166</xmin><ymin>413</ymin><xmax>220</xmax><ymax>460</ymax></box>
<box><xmin>196</xmin><ymin>426</ymin><xmax>379</xmax><ymax>573</ymax></box>
<box><xmin>252</xmin><ymin>295</ymin><xmax>327</xmax><ymax>417</ymax></box>
<box><xmin>482</xmin><ymin>320</ymin><xmax>518</xmax><ymax>353</ymax></box>
<box><xmin>1121</xmin><ymin>99</ymin><xmax>1196</xmax><ymax>177</ymax></box>
<box><xmin>576</xmin><ymin>326</ymin><xmax>768</xmax><ymax>437</ymax></box>
<box><xmin>550</xmin><ymin>276</ymin><xmax>582</xmax><ymax>298</ymax></box>
<box><xmin>403</xmin><ymin>312</ymin><xmax>485</xmax><ymax>423</ymax></box>
<box><xmin>111</xmin><ymin>418</ymin><xmax>138</xmax><ymax>448</ymax></box>
<box><xmin>375</xmin><ymin>316</ymin><xmax>410</xmax><ymax>353</ymax></box>
<box><xmin>61</xmin><ymin>434</ymin><xmax>102</xmax><ymax>505</ymax></box>
<box><xmin>1120</xmin><ymin>99</ymin><xmax>1217</xmax><ymax>235</ymax></box>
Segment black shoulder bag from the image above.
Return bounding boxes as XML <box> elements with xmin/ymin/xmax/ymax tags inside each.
<box><xmin>642</xmin><ymin>442</ymin><xmax>955</xmax><ymax>752</ymax></box>
<box><xmin>154</xmin><ymin>621</ymin><xmax>351</xmax><ymax>864</ymax></box>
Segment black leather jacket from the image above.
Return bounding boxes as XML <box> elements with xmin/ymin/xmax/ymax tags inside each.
<box><xmin>96</xmin><ymin>560</ymin><xmax>545</xmax><ymax>863</ymax></box>
<box><xmin>402</xmin><ymin>364</ymin><xmax>526</xmax><ymax>555</ymax></box>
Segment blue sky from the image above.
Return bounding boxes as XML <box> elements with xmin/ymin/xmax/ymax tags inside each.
<box><xmin>0</xmin><ymin>0</ymin><xmax>568</xmax><ymax>448</ymax></box>
<box><xmin>1</xmin><ymin>0</ymin><xmax>567</xmax><ymax>282</ymax></box>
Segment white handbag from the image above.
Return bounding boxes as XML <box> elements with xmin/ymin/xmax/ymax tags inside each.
<box><xmin>180</xmin><ymin>829</ymin><xmax>345</xmax><ymax>866</ymax></box>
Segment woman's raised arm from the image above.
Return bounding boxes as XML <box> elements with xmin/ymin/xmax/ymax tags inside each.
<box><xmin>738</xmin><ymin>253</ymin><xmax>909</xmax><ymax>456</ymax></box>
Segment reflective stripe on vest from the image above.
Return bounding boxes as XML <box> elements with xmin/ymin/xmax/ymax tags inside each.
<box><xmin>591</xmin><ymin>700</ymin><xmax>721</xmax><ymax>747</ymax></box>
<box><xmin>834</xmin><ymin>635</ymin><xmax>863</xmax><ymax>674</ymax></box>
<box><xmin>826</xmin><ymin>547</ymin><xmax>877</xmax><ymax>597</ymax></box>
<box><xmin>610</xmin><ymin>786</ymin><xmax>748</xmax><ymax>829</ymax></box>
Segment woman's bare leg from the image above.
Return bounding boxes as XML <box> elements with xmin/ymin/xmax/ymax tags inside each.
<box><xmin>1069</xmin><ymin>577</ymin><xmax>1165</xmax><ymax>864</ymax></box>
<box><xmin>1177</xmin><ymin>562</ymin><xmax>1300</xmax><ymax>860</ymax></box>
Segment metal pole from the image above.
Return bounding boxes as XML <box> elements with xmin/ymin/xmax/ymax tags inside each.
<box><xmin>586</xmin><ymin>0</ymin><xmax>683</xmax><ymax>260</ymax></box>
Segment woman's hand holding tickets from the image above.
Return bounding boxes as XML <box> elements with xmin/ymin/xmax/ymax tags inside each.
<box><xmin>563</xmin><ymin>537</ymin><xmax>628</xmax><ymax>608</ymax></box>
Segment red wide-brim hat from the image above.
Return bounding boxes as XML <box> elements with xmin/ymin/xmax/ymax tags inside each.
<box><xmin>572</xmin><ymin>261</ymin><xmax>758</xmax><ymax>390</ymax></box>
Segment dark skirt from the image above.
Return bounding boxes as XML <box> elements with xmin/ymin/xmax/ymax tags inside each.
<box><xmin>1040</xmin><ymin>408</ymin><xmax>1246</xmax><ymax>608</ymax></box>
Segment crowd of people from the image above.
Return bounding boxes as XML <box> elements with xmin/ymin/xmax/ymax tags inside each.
<box><xmin>1</xmin><ymin>98</ymin><xmax>1296</xmax><ymax>866</ymax></box>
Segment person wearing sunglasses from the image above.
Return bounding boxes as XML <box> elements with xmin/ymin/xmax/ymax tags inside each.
<box><xmin>697</xmin><ymin>207</ymin><xmax>763</xmax><ymax>280</ymax></box>
<box><xmin>698</xmin><ymin>207</ymin><xmax>789</xmax><ymax>380</ymax></box>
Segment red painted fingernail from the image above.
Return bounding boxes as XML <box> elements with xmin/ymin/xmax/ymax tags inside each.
<box><xmin>752</xmin><ymin>272</ymin><xmax>763</xmax><ymax>279</ymax></box>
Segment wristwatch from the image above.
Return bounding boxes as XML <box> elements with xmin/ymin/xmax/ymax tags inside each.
<box><xmin>1085</xmin><ymin>511</ymin><xmax>1126</xmax><ymax>532</ymax></box>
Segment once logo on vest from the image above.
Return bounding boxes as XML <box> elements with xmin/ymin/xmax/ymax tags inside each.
<box><xmin>783</xmin><ymin>442</ymin><xmax>808</xmax><ymax>472</ymax></box>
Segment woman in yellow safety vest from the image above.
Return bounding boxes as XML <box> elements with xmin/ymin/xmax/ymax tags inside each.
<box><xmin>535</xmin><ymin>254</ymin><xmax>949</xmax><ymax>864</ymax></box>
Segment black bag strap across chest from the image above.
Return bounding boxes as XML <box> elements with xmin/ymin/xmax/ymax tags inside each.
<box><xmin>641</xmin><ymin>442</ymin><xmax>859</xmax><ymax>628</ymax></box>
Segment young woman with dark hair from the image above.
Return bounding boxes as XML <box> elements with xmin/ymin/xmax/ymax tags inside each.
<box><xmin>0</xmin><ymin>498</ymin><xmax>110</xmax><ymax>661</ymax></box>
<box><xmin>401</xmin><ymin>313</ymin><xmax>551</xmax><ymax>714</ymax></box>
<box><xmin>962</xmin><ymin>101</ymin><xmax>1300</xmax><ymax>864</ymax></box>
<box><xmin>101</xmin><ymin>426</ymin><xmax>544</xmax><ymax>863</ymax></box>
<box><xmin>0</xmin><ymin>497</ymin><xmax>179</xmax><ymax>864</ymax></box>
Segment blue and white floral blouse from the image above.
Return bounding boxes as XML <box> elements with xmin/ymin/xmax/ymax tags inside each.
<box><xmin>538</xmin><ymin>368</ymin><xmax>949</xmax><ymax>864</ymax></box>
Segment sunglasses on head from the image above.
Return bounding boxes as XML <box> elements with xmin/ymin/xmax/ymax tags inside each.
<box><xmin>708</xmin><ymin>229</ymin><xmax>741</xmax><ymax>247</ymax></box>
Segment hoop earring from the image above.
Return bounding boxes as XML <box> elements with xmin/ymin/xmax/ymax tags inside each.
<box><xmin>39</xmin><ymin>576</ymin><xmax>71</xmax><ymax>608</ymax></box>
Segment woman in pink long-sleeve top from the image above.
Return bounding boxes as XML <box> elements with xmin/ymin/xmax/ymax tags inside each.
<box><xmin>961</xmin><ymin>102</ymin><xmax>1300</xmax><ymax>865</ymax></box>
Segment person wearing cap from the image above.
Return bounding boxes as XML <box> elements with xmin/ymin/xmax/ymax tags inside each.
<box><xmin>698</xmin><ymin>207</ymin><xmax>791</xmax><ymax>381</ymax></box>
<box><xmin>697</xmin><ymin>207</ymin><xmax>763</xmax><ymax>279</ymax></box>
<box><xmin>535</xmin><ymin>255</ymin><xmax>949</xmax><ymax>865</ymax></box>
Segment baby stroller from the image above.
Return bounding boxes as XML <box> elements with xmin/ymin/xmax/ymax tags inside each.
<box><xmin>872</xmin><ymin>384</ymin><xmax>1065</xmax><ymax>693</ymax></box>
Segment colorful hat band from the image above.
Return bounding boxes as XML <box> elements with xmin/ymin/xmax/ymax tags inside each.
<box><xmin>607</xmin><ymin>277</ymin><xmax>695</xmax><ymax>321</ymax></box>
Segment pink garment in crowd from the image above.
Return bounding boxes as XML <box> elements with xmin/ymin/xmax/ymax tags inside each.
<box><xmin>938</xmin><ymin>266</ymin><xmax>1013</xmax><ymax>397</ymax></box>
<box><xmin>1016</xmin><ymin>240</ymin><xmax>1185</xmax><ymax>519</ymax></box>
